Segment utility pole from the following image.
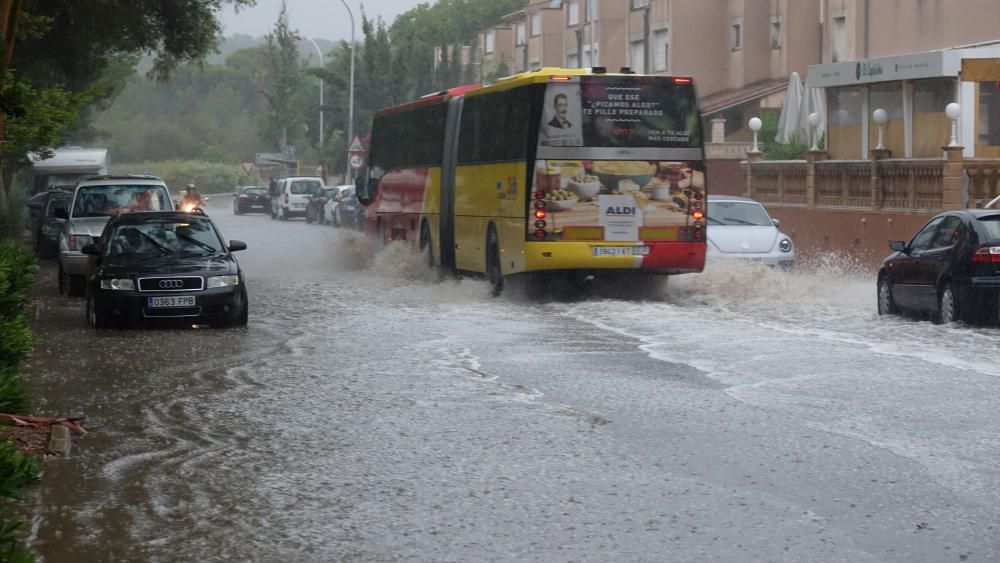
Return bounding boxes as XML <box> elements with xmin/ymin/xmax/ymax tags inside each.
<box><xmin>301</xmin><ymin>36</ymin><xmax>324</xmax><ymax>146</ymax></box>
<box><xmin>338</xmin><ymin>0</ymin><xmax>356</xmax><ymax>179</ymax></box>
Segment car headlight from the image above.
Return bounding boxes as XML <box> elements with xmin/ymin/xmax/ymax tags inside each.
<box><xmin>779</xmin><ymin>238</ymin><xmax>793</xmax><ymax>253</ymax></box>
<box><xmin>67</xmin><ymin>234</ymin><xmax>93</xmax><ymax>251</ymax></box>
<box><xmin>100</xmin><ymin>278</ymin><xmax>134</xmax><ymax>290</ymax></box>
<box><xmin>206</xmin><ymin>275</ymin><xmax>240</xmax><ymax>288</ymax></box>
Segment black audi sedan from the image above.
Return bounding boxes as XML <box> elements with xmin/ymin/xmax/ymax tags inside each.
<box><xmin>878</xmin><ymin>210</ymin><xmax>1000</xmax><ymax>324</ymax></box>
<box><xmin>82</xmin><ymin>211</ymin><xmax>248</xmax><ymax>328</ymax></box>
<box><xmin>233</xmin><ymin>186</ymin><xmax>271</xmax><ymax>215</ymax></box>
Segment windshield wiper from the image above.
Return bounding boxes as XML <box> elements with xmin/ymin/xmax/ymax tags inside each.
<box><xmin>139</xmin><ymin>231</ymin><xmax>173</xmax><ymax>254</ymax></box>
<box><xmin>722</xmin><ymin>218</ymin><xmax>761</xmax><ymax>226</ymax></box>
<box><xmin>176</xmin><ymin>233</ymin><xmax>217</xmax><ymax>253</ymax></box>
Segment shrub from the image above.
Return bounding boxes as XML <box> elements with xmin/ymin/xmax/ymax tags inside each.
<box><xmin>0</xmin><ymin>241</ymin><xmax>38</xmax><ymax>562</ymax></box>
<box><xmin>115</xmin><ymin>160</ymin><xmax>254</xmax><ymax>194</ymax></box>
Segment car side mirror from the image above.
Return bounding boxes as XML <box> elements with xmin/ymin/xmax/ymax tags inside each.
<box><xmin>81</xmin><ymin>244</ymin><xmax>99</xmax><ymax>256</ymax></box>
<box><xmin>228</xmin><ymin>240</ymin><xmax>247</xmax><ymax>252</ymax></box>
<box><xmin>889</xmin><ymin>240</ymin><xmax>907</xmax><ymax>252</ymax></box>
<box><xmin>54</xmin><ymin>207</ymin><xmax>69</xmax><ymax>220</ymax></box>
<box><xmin>771</xmin><ymin>218</ymin><xmax>780</xmax><ymax>228</ymax></box>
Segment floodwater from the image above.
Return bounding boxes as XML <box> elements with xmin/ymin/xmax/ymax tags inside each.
<box><xmin>21</xmin><ymin>199</ymin><xmax>1000</xmax><ymax>561</ymax></box>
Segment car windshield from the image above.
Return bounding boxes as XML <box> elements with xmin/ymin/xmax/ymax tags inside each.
<box><xmin>244</xmin><ymin>188</ymin><xmax>267</xmax><ymax>196</ymax></box>
<box><xmin>46</xmin><ymin>194</ymin><xmax>72</xmax><ymax>216</ymax></box>
<box><xmin>707</xmin><ymin>201</ymin><xmax>773</xmax><ymax>227</ymax></box>
<box><xmin>107</xmin><ymin>219</ymin><xmax>223</xmax><ymax>258</ymax></box>
<box><xmin>977</xmin><ymin>215</ymin><xmax>1000</xmax><ymax>240</ymax></box>
<box><xmin>290</xmin><ymin>180</ymin><xmax>321</xmax><ymax>195</ymax></box>
<box><xmin>72</xmin><ymin>184</ymin><xmax>170</xmax><ymax>217</ymax></box>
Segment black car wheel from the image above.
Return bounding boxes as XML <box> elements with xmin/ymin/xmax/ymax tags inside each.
<box><xmin>877</xmin><ymin>276</ymin><xmax>898</xmax><ymax>316</ymax></box>
<box><xmin>58</xmin><ymin>264</ymin><xmax>68</xmax><ymax>295</ymax></box>
<box><xmin>87</xmin><ymin>292</ymin><xmax>112</xmax><ymax>329</ymax></box>
<box><xmin>60</xmin><ymin>266</ymin><xmax>84</xmax><ymax>297</ymax></box>
<box><xmin>234</xmin><ymin>202</ymin><xmax>243</xmax><ymax>215</ymax></box>
<box><xmin>936</xmin><ymin>282</ymin><xmax>959</xmax><ymax>325</ymax></box>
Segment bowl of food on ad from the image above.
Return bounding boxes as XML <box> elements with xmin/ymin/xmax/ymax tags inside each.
<box><xmin>591</xmin><ymin>161</ymin><xmax>657</xmax><ymax>193</ymax></box>
<box><xmin>545</xmin><ymin>188</ymin><xmax>579</xmax><ymax>211</ymax></box>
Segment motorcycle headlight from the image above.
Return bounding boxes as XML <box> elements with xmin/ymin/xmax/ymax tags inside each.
<box><xmin>67</xmin><ymin>234</ymin><xmax>93</xmax><ymax>251</ymax></box>
<box><xmin>100</xmin><ymin>278</ymin><xmax>134</xmax><ymax>290</ymax></box>
<box><xmin>779</xmin><ymin>238</ymin><xmax>793</xmax><ymax>253</ymax></box>
<box><xmin>206</xmin><ymin>275</ymin><xmax>240</xmax><ymax>288</ymax></box>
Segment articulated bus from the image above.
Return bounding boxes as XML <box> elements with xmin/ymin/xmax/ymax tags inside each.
<box><xmin>356</xmin><ymin>67</ymin><xmax>707</xmax><ymax>293</ymax></box>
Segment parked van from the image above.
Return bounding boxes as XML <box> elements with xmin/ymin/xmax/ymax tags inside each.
<box><xmin>270</xmin><ymin>176</ymin><xmax>323</xmax><ymax>220</ymax></box>
<box><xmin>27</xmin><ymin>147</ymin><xmax>109</xmax><ymax>195</ymax></box>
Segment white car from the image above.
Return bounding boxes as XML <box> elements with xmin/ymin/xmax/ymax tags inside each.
<box><xmin>58</xmin><ymin>175</ymin><xmax>174</xmax><ymax>296</ymax></box>
<box><xmin>706</xmin><ymin>195</ymin><xmax>795</xmax><ymax>268</ymax></box>
<box><xmin>270</xmin><ymin>176</ymin><xmax>323</xmax><ymax>220</ymax></box>
<box><xmin>323</xmin><ymin>185</ymin><xmax>354</xmax><ymax>226</ymax></box>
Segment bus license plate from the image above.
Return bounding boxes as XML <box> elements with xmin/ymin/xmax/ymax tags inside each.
<box><xmin>147</xmin><ymin>295</ymin><xmax>196</xmax><ymax>308</ymax></box>
<box><xmin>593</xmin><ymin>246</ymin><xmax>650</xmax><ymax>257</ymax></box>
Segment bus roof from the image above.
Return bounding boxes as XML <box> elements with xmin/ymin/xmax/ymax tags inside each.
<box><xmin>374</xmin><ymin>84</ymin><xmax>481</xmax><ymax>118</ymax></box>
<box><xmin>467</xmin><ymin>67</ymin><xmax>695</xmax><ymax>97</ymax></box>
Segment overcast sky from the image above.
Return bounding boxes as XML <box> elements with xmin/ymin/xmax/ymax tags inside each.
<box><xmin>218</xmin><ymin>0</ymin><xmax>427</xmax><ymax>42</ymax></box>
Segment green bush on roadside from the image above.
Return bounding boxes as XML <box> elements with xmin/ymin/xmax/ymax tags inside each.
<box><xmin>116</xmin><ymin>160</ymin><xmax>253</xmax><ymax>194</ymax></box>
<box><xmin>0</xmin><ymin>240</ymin><xmax>40</xmax><ymax>562</ymax></box>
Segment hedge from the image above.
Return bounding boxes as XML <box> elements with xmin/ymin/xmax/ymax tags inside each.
<box><xmin>115</xmin><ymin>160</ymin><xmax>257</xmax><ymax>194</ymax></box>
<box><xmin>0</xmin><ymin>240</ymin><xmax>38</xmax><ymax>561</ymax></box>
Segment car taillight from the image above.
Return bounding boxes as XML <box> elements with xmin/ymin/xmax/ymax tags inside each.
<box><xmin>239</xmin><ymin>195</ymin><xmax>249</xmax><ymax>200</ymax></box>
<box><xmin>284</xmin><ymin>194</ymin><xmax>289</xmax><ymax>204</ymax></box>
<box><xmin>972</xmin><ymin>246</ymin><xmax>1000</xmax><ymax>263</ymax></box>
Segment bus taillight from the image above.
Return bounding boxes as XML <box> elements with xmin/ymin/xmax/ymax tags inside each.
<box><xmin>535</xmin><ymin>229</ymin><xmax>546</xmax><ymax>239</ymax></box>
<box><xmin>692</xmin><ymin>210</ymin><xmax>704</xmax><ymax>221</ymax></box>
<box><xmin>674</xmin><ymin>77</ymin><xmax>692</xmax><ymax>84</ymax></box>
<box><xmin>535</xmin><ymin>209</ymin><xmax>547</xmax><ymax>220</ymax></box>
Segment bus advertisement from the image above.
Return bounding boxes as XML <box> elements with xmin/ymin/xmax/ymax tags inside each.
<box><xmin>356</xmin><ymin>68</ymin><xmax>706</xmax><ymax>294</ymax></box>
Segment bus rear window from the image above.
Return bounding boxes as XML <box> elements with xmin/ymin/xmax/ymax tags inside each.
<box><xmin>538</xmin><ymin>76</ymin><xmax>702</xmax><ymax>150</ymax></box>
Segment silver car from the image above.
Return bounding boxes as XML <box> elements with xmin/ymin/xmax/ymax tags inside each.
<box><xmin>58</xmin><ymin>176</ymin><xmax>173</xmax><ymax>296</ymax></box>
<box><xmin>706</xmin><ymin>195</ymin><xmax>795</xmax><ymax>268</ymax></box>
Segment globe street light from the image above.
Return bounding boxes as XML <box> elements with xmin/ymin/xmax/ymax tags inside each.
<box><xmin>300</xmin><ymin>36</ymin><xmax>324</xmax><ymax>146</ymax></box>
<box><xmin>339</xmin><ymin>0</ymin><xmax>356</xmax><ymax>178</ymax></box>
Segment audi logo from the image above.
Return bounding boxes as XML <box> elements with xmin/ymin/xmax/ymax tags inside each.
<box><xmin>158</xmin><ymin>279</ymin><xmax>184</xmax><ymax>289</ymax></box>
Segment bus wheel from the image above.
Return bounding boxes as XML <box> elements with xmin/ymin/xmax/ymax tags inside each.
<box><xmin>486</xmin><ymin>227</ymin><xmax>504</xmax><ymax>297</ymax></box>
<box><xmin>420</xmin><ymin>222</ymin><xmax>435</xmax><ymax>269</ymax></box>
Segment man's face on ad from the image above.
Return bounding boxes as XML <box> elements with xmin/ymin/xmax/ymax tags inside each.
<box><xmin>555</xmin><ymin>96</ymin><xmax>568</xmax><ymax>119</ymax></box>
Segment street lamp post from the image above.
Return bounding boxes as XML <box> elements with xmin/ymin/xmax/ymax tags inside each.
<box><xmin>339</xmin><ymin>0</ymin><xmax>356</xmax><ymax>178</ymax></box>
<box><xmin>301</xmin><ymin>36</ymin><xmax>324</xmax><ymax>146</ymax></box>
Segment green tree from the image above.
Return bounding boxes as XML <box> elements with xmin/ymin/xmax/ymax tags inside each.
<box><xmin>259</xmin><ymin>1</ymin><xmax>308</xmax><ymax>154</ymax></box>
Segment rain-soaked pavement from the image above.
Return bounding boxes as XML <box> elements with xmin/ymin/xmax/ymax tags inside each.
<box><xmin>20</xmin><ymin>199</ymin><xmax>1000</xmax><ymax>561</ymax></box>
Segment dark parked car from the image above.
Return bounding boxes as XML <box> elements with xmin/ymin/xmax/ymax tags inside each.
<box><xmin>334</xmin><ymin>188</ymin><xmax>365</xmax><ymax>230</ymax></box>
<box><xmin>25</xmin><ymin>189</ymin><xmax>72</xmax><ymax>256</ymax></box>
<box><xmin>305</xmin><ymin>186</ymin><xmax>337</xmax><ymax>225</ymax></box>
<box><xmin>82</xmin><ymin>211</ymin><xmax>248</xmax><ymax>328</ymax></box>
<box><xmin>233</xmin><ymin>186</ymin><xmax>271</xmax><ymax>215</ymax></box>
<box><xmin>878</xmin><ymin>210</ymin><xmax>1000</xmax><ymax>324</ymax></box>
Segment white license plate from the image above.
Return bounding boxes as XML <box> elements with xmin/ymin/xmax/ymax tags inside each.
<box><xmin>147</xmin><ymin>295</ymin><xmax>196</xmax><ymax>308</ymax></box>
<box><xmin>593</xmin><ymin>246</ymin><xmax>650</xmax><ymax>256</ymax></box>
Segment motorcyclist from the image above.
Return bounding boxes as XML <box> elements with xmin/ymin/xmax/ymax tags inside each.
<box><xmin>180</xmin><ymin>184</ymin><xmax>204</xmax><ymax>211</ymax></box>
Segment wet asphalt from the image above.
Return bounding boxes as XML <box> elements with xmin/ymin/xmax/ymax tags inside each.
<box><xmin>19</xmin><ymin>199</ymin><xmax>1000</xmax><ymax>562</ymax></box>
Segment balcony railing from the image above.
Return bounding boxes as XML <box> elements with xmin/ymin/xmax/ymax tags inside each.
<box><xmin>743</xmin><ymin>148</ymin><xmax>1000</xmax><ymax>212</ymax></box>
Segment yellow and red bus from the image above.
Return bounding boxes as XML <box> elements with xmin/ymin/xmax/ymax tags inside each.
<box><xmin>356</xmin><ymin>67</ymin><xmax>707</xmax><ymax>293</ymax></box>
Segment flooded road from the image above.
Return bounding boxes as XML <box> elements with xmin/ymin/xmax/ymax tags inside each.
<box><xmin>22</xmin><ymin>199</ymin><xmax>1000</xmax><ymax>561</ymax></box>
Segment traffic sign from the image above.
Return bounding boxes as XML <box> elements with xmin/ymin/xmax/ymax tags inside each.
<box><xmin>348</xmin><ymin>135</ymin><xmax>366</xmax><ymax>155</ymax></box>
<box><xmin>240</xmin><ymin>160</ymin><xmax>255</xmax><ymax>174</ymax></box>
<box><xmin>349</xmin><ymin>154</ymin><xmax>365</xmax><ymax>170</ymax></box>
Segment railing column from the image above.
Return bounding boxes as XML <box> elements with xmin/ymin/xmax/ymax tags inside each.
<box><xmin>745</xmin><ymin>150</ymin><xmax>762</xmax><ymax>198</ymax></box>
<box><xmin>941</xmin><ymin>145</ymin><xmax>965</xmax><ymax>210</ymax></box>
<box><xmin>870</xmin><ymin>148</ymin><xmax>892</xmax><ymax>209</ymax></box>
<box><xmin>805</xmin><ymin>149</ymin><xmax>825</xmax><ymax>210</ymax></box>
